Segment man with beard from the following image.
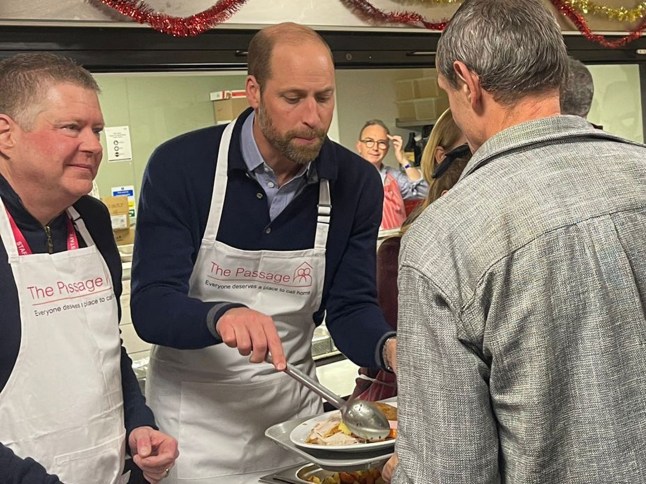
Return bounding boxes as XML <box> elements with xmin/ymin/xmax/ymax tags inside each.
<box><xmin>130</xmin><ymin>22</ymin><xmax>396</xmax><ymax>484</ymax></box>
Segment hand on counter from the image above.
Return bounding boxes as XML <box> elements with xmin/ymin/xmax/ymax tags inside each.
<box><xmin>216</xmin><ymin>307</ymin><xmax>286</xmax><ymax>370</ymax></box>
<box><xmin>129</xmin><ymin>426</ymin><xmax>179</xmax><ymax>483</ymax></box>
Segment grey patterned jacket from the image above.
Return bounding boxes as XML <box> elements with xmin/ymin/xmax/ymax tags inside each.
<box><xmin>394</xmin><ymin>115</ymin><xmax>646</xmax><ymax>483</ymax></box>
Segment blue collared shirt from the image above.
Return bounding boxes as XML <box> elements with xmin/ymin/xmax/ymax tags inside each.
<box><xmin>240</xmin><ymin>113</ymin><xmax>317</xmax><ymax>220</ymax></box>
<box><xmin>378</xmin><ymin>164</ymin><xmax>428</xmax><ymax>200</ymax></box>
<box><xmin>132</xmin><ymin>108</ymin><xmax>394</xmax><ymax>368</ymax></box>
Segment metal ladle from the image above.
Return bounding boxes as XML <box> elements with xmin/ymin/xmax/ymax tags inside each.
<box><xmin>273</xmin><ymin>359</ymin><xmax>391</xmax><ymax>442</ymax></box>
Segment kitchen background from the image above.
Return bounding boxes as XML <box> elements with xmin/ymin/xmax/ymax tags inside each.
<box><xmin>99</xmin><ymin>64</ymin><xmax>643</xmax><ymax>396</ymax></box>
<box><xmin>94</xmin><ymin>64</ymin><xmax>643</xmax><ymax>200</ymax></box>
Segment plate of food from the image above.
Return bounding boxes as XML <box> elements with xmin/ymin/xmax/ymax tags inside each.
<box><xmin>289</xmin><ymin>401</ymin><xmax>397</xmax><ymax>453</ymax></box>
<box><xmin>259</xmin><ymin>463</ymin><xmax>387</xmax><ymax>484</ymax></box>
<box><xmin>297</xmin><ymin>463</ymin><xmax>385</xmax><ymax>484</ymax></box>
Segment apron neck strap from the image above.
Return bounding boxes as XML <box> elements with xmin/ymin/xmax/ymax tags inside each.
<box><xmin>315</xmin><ymin>179</ymin><xmax>331</xmax><ymax>249</ymax></box>
<box><xmin>4</xmin><ymin>208</ymin><xmax>81</xmax><ymax>256</ymax></box>
<box><xmin>203</xmin><ymin>121</ymin><xmax>236</xmax><ymax>242</ymax></box>
<box><xmin>67</xmin><ymin>206</ymin><xmax>95</xmax><ymax>247</ymax></box>
<box><xmin>207</xmin><ymin>119</ymin><xmax>332</xmax><ymax>251</ymax></box>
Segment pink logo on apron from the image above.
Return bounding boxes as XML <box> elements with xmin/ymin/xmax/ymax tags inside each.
<box><xmin>0</xmin><ymin>202</ymin><xmax>126</xmax><ymax>484</ymax></box>
<box><xmin>146</xmin><ymin>120</ymin><xmax>330</xmax><ymax>483</ymax></box>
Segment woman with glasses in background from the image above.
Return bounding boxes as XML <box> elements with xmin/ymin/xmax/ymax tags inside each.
<box><xmin>356</xmin><ymin>119</ymin><xmax>428</xmax><ymax>230</ymax></box>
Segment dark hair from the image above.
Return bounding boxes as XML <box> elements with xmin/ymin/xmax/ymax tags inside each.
<box><xmin>560</xmin><ymin>57</ymin><xmax>594</xmax><ymax>118</ymax></box>
<box><xmin>0</xmin><ymin>53</ymin><xmax>99</xmax><ymax>129</ymax></box>
<box><xmin>401</xmin><ymin>153</ymin><xmax>471</xmax><ymax>234</ymax></box>
<box><xmin>401</xmin><ymin>112</ymin><xmax>471</xmax><ymax>233</ymax></box>
<box><xmin>358</xmin><ymin>119</ymin><xmax>390</xmax><ymax>139</ymax></box>
<box><xmin>436</xmin><ymin>0</ymin><xmax>568</xmax><ymax>105</ymax></box>
<box><xmin>247</xmin><ymin>22</ymin><xmax>332</xmax><ymax>91</ymax></box>
<box><xmin>427</xmin><ymin>154</ymin><xmax>471</xmax><ymax>204</ymax></box>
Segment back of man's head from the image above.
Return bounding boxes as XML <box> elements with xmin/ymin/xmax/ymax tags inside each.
<box><xmin>436</xmin><ymin>0</ymin><xmax>568</xmax><ymax>105</ymax></box>
<box><xmin>560</xmin><ymin>57</ymin><xmax>594</xmax><ymax>118</ymax></box>
<box><xmin>0</xmin><ymin>53</ymin><xmax>99</xmax><ymax>130</ymax></box>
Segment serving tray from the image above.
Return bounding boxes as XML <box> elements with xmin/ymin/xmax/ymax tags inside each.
<box><xmin>259</xmin><ymin>463</ymin><xmax>383</xmax><ymax>484</ymax></box>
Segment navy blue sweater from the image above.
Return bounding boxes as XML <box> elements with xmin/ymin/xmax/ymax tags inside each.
<box><xmin>0</xmin><ymin>175</ymin><xmax>156</xmax><ymax>483</ymax></box>
<box><xmin>131</xmin><ymin>109</ymin><xmax>394</xmax><ymax>368</ymax></box>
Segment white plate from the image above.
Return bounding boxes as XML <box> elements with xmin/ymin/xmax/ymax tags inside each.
<box><xmin>265</xmin><ymin>416</ymin><xmax>393</xmax><ymax>472</ymax></box>
<box><xmin>289</xmin><ymin>405</ymin><xmax>396</xmax><ymax>453</ymax></box>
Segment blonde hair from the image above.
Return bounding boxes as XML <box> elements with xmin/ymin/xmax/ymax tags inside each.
<box><xmin>420</xmin><ymin>108</ymin><xmax>464</xmax><ymax>184</ymax></box>
<box><xmin>401</xmin><ymin>108</ymin><xmax>468</xmax><ymax>233</ymax></box>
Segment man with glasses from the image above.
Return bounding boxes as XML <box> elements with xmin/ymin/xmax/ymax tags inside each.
<box><xmin>356</xmin><ymin>119</ymin><xmax>428</xmax><ymax>230</ymax></box>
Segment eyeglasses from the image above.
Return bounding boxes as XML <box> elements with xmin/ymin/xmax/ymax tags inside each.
<box><xmin>432</xmin><ymin>144</ymin><xmax>471</xmax><ymax>179</ymax></box>
<box><xmin>360</xmin><ymin>139</ymin><xmax>389</xmax><ymax>150</ymax></box>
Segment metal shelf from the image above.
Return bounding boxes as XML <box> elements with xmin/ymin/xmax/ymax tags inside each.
<box><xmin>395</xmin><ymin>118</ymin><xmax>437</xmax><ymax>129</ymax></box>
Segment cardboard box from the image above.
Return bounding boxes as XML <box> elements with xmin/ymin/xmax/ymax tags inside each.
<box><xmin>414</xmin><ymin>96</ymin><xmax>449</xmax><ymax>120</ymax></box>
<box><xmin>209</xmin><ymin>89</ymin><xmax>247</xmax><ymax>101</ymax></box>
<box><xmin>114</xmin><ymin>227</ymin><xmax>135</xmax><ymax>246</ymax></box>
<box><xmin>395</xmin><ymin>99</ymin><xmax>416</xmax><ymax>120</ymax></box>
<box><xmin>103</xmin><ymin>196</ymin><xmax>129</xmax><ymax>225</ymax></box>
<box><xmin>395</xmin><ymin>79</ymin><xmax>416</xmax><ymax>102</ymax></box>
<box><xmin>414</xmin><ymin>77</ymin><xmax>440</xmax><ymax>98</ymax></box>
<box><xmin>210</xmin><ymin>90</ymin><xmax>229</xmax><ymax>101</ymax></box>
<box><xmin>103</xmin><ymin>195</ymin><xmax>133</xmax><ymax>246</ymax></box>
<box><xmin>396</xmin><ymin>95</ymin><xmax>449</xmax><ymax>122</ymax></box>
<box><xmin>395</xmin><ymin>76</ymin><xmax>440</xmax><ymax>101</ymax></box>
<box><xmin>213</xmin><ymin>97</ymin><xmax>249</xmax><ymax>124</ymax></box>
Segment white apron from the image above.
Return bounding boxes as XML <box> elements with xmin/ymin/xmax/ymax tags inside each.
<box><xmin>146</xmin><ymin>120</ymin><xmax>329</xmax><ymax>483</ymax></box>
<box><xmin>0</xmin><ymin>200</ymin><xmax>127</xmax><ymax>484</ymax></box>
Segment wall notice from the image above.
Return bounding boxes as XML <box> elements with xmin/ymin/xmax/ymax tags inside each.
<box><xmin>105</xmin><ymin>126</ymin><xmax>133</xmax><ymax>162</ymax></box>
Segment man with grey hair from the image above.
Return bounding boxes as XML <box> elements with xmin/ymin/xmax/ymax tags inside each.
<box><xmin>385</xmin><ymin>0</ymin><xmax>646</xmax><ymax>482</ymax></box>
<box><xmin>560</xmin><ymin>56</ymin><xmax>594</xmax><ymax>118</ymax></box>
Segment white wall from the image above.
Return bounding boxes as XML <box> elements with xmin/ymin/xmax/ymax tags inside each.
<box><xmin>335</xmin><ymin>68</ymin><xmax>436</xmax><ymax>168</ymax></box>
<box><xmin>106</xmin><ymin>63</ymin><xmax>644</xmax><ymax>362</ymax></box>
<box><xmin>588</xmin><ymin>64</ymin><xmax>643</xmax><ymax>143</ymax></box>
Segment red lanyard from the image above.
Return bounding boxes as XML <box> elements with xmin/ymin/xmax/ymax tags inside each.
<box><xmin>5</xmin><ymin>209</ymin><xmax>79</xmax><ymax>256</ymax></box>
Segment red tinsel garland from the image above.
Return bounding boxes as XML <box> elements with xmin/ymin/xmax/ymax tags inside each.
<box><xmin>550</xmin><ymin>0</ymin><xmax>646</xmax><ymax>48</ymax></box>
<box><xmin>98</xmin><ymin>0</ymin><xmax>248</xmax><ymax>37</ymax></box>
<box><xmin>341</xmin><ymin>0</ymin><xmax>646</xmax><ymax>48</ymax></box>
<box><xmin>97</xmin><ymin>0</ymin><xmax>646</xmax><ymax>48</ymax></box>
<box><xmin>340</xmin><ymin>0</ymin><xmax>448</xmax><ymax>30</ymax></box>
